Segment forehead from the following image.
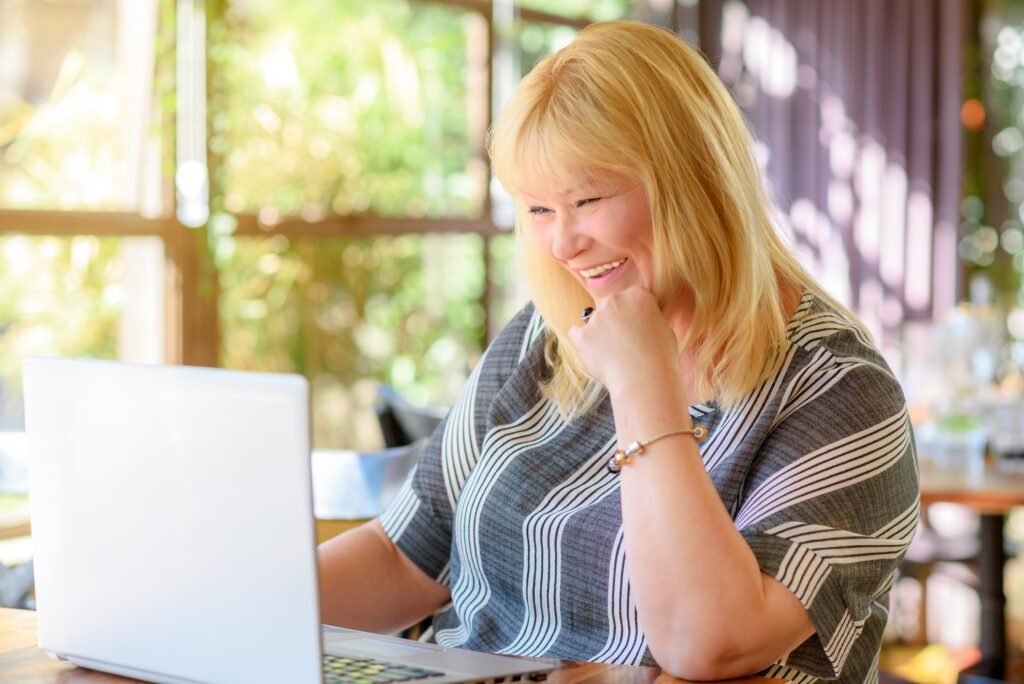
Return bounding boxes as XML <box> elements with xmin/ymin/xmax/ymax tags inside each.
<box><xmin>517</xmin><ymin>167</ymin><xmax>627</xmax><ymax>202</ymax></box>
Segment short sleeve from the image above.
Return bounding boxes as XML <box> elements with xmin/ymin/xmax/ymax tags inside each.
<box><xmin>378</xmin><ymin>303</ymin><xmax>546</xmax><ymax>583</ymax></box>
<box><xmin>735</xmin><ymin>357</ymin><xmax>919</xmax><ymax>679</ymax></box>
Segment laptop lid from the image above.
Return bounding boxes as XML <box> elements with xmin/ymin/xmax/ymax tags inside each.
<box><xmin>24</xmin><ymin>357</ymin><xmax>323</xmax><ymax>684</ymax></box>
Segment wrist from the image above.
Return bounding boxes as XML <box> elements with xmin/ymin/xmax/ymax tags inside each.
<box><xmin>607</xmin><ymin>375</ymin><xmax>690</xmax><ymax>420</ymax></box>
<box><xmin>607</xmin><ymin>425</ymin><xmax>708</xmax><ymax>473</ymax></box>
<box><xmin>609</xmin><ymin>392</ymin><xmax>694</xmax><ymax>454</ymax></box>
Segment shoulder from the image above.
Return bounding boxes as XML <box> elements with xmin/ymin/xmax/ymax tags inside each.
<box><xmin>782</xmin><ymin>292</ymin><xmax>904</xmax><ymax>400</ymax></box>
<box><xmin>479</xmin><ymin>301</ymin><xmax>547</xmax><ymax>377</ymax></box>
<box><xmin>733</xmin><ymin>298</ymin><xmax>918</xmax><ymax>532</ymax></box>
<box><xmin>731</xmin><ymin>292</ymin><xmax>914</xmax><ymax>477</ymax></box>
<box><xmin>455</xmin><ymin>302</ymin><xmax>549</xmax><ymax>420</ymax></box>
<box><xmin>786</xmin><ymin>292</ymin><xmax>883</xmax><ymax>365</ymax></box>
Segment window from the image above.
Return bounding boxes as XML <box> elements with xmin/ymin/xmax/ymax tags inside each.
<box><xmin>0</xmin><ymin>0</ymin><xmax>642</xmax><ymax>461</ymax></box>
<box><xmin>0</xmin><ymin>0</ymin><xmax>166</xmax><ymax>441</ymax></box>
<box><xmin>966</xmin><ymin>0</ymin><xmax>1024</xmax><ymax>349</ymax></box>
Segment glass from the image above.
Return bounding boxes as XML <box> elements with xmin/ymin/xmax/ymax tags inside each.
<box><xmin>515</xmin><ymin>21</ymin><xmax>581</xmax><ymax>77</ymax></box>
<box><xmin>988</xmin><ymin>397</ymin><xmax>1024</xmax><ymax>469</ymax></box>
<box><xmin>931</xmin><ymin>410</ymin><xmax>988</xmax><ymax>477</ymax></box>
<box><xmin>962</xmin><ymin>1</ymin><xmax>1024</xmax><ymax>298</ymax></box>
<box><xmin>516</xmin><ymin>0</ymin><xmax>635</xmax><ymax>22</ymax></box>
<box><xmin>488</xmin><ymin>233</ymin><xmax>530</xmax><ymax>338</ymax></box>
<box><xmin>0</xmin><ymin>235</ymin><xmax>164</xmax><ymax>497</ymax></box>
<box><xmin>209</xmin><ymin>0</ymin><xmax>485</xmax><ymax>219</ymax></box>
<box><xmin>0</xmin><ymin>0</ymin><xmax>159</xmax><ymax>212</ymax></box>
<box><xmin>0</xmin><ymin>235</ymin><xmax>165</xmax><ymax>428</ymax></box>
<box><xmin>219</xmin><ymin>233</ymin><xmax>491</xmax><ymax>450</ymax></box>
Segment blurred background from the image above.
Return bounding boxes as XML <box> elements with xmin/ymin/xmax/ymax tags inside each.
<box><xmin>2</xmin><ymin>0</ymin><xmax>1024</xmax><ymax>676</ymax></box>
<box><xmin>6</xmin><ymin>0</ymin><xmax>1012</xmax><ymax>452</ymax></box>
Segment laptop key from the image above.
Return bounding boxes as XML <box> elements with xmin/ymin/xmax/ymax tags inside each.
<box><xmin>323</xmin><ymin>654</ymin><xmax>445</xmax><ymax>683</ymax></box>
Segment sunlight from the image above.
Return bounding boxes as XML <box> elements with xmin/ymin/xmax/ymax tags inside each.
<box><xmin>720</xmin><ymin>1</ymin><xmax>798</xmax><ymax>98</ymax></box>
<box><xmin>905</xmin><ymin>189</ymin><xmax>934</xmax><ymax>311</ymax></box>
<box><xmin>259</xmin><ymin>45</ymin><xmax>300</xmax><ymax>91</ymax></box>
<box><xmin>70</xmin><ymin>235</ymin><xmax>96</xmax><ymax>274</ymax></box>
<box><xmin>854</xmin><ymin>138</ymin><xmax>885</xmax><ymax>263</ymax></box>
<box><xmin>740</xmin><ymin>17</ymin><xmax>797</xmax><ymax>98</ymax></box>
<box><xmin>717</xmin><ymin>1</ymin><xmax>746</xmax><ymax>83</ymax></box>
<box><xmin>252</xmin><ymin>104</ymin><xmax>282</xmax><ymax>134</ymax></box>
<box><xmin>380</xmin><ymin>37</ymin><xmax>422</xmax><ymax>127</ymax></box>
<box><xmin>789</xmin><ymin>197</ymin><xmax>852</xmax><ymax>306</ymax></box>
<box><xmin>993</xmin><ymin>126</ymin><xmax>1024</xmax><ymax>157</ymax></box>
<box><xmin>881</xmin><ymin>161</ymin><xmax>909</xmax><ymax>288</ymax></box>
<box><xmin>1</xmin><ymin>237</ymin><xmax>31</xmax><ymax>276</ymax></box>
<box><xmin>827</xmin><ymin>178</ymin><xmax>852</xmax><ymax>227</ymax></box>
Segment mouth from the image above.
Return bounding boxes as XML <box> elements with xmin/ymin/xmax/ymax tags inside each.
<box><xmin>578</xmin><ymin>258</ymin><xmax>625</xmax><ymax>278</ymax></box>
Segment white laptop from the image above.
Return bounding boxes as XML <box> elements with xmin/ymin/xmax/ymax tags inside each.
<box><xmin>23</xmin><ymin>356</ymin><xmax>552</xmax><ymax>684</ymax></box>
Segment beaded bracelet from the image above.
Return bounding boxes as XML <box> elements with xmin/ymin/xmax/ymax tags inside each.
<box><xmin>606</xmin><ymin>425</ymin><xmax>708</xmax><ymax>473</ymax></box>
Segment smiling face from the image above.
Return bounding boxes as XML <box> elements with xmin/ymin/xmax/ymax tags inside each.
<box><xmin>520</xmin><ymin>172</ymin><xmax>657</xmax><ymax>307</ymax></box>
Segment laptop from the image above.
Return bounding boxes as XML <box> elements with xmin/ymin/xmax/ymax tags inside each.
<box><xmin>23</xmin><ymin>356</ymin><xmax>552</xmax><ymax>684</ymax></box>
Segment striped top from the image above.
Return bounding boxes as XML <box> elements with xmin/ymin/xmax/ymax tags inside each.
<box><xmin>380</xmin><ymin>292</ymin><xmax>919</xmax><ymax>684</ymax></box>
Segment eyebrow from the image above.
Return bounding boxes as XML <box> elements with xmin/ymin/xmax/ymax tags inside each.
<box><xmin>520</xmin><ymin>184</ymin><xmax>595</xmax><ymax>203</ymax></box>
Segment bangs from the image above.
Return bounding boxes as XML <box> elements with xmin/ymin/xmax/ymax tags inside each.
<box><xmin>490</xmin><ymin>68</ymin><xmax>637</xmax><ymax>200</ymax></box>
<box><xmin>498</xmin><ymin>118</ymin><xmax>620</xmax><ymax>199</ymax></box>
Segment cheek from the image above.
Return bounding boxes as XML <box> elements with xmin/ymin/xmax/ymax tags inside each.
<box><xmin>628</xmin><ymin>213</ymin><xmax>656</xmax><ymax>252</ymax></box>
<box><xmin>607</xmin><ymin>216</ymin><xmax>648</xmax><ymax>252</ymax></box>
<box><xmin>528</xmin><ymin>223</ymin><xmax>553</xmax><ymax>256</ymax></box>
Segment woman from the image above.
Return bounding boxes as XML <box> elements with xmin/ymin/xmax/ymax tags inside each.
<box><xmin>318</xmin><ymin>20</ymin><xmax>918</xmax><ymax>683</ymax></box>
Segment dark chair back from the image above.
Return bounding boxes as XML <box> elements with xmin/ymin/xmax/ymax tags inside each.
<box><xmin>374</xmin><ymin>384</ymin><xmax>447</xmax><ymax>447</ymax></box>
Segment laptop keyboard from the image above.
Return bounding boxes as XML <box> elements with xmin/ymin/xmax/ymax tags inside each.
<box><xmin>323</xmin><ymin>653</ymin><xmax>445</xmax><ymax>682</ymax></box>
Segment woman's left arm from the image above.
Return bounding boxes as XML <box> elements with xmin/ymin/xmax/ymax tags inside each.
<box><xmin>569</xmin><ymin>287</ymin><xmax>839</xmax><ymax>680</ymax></box>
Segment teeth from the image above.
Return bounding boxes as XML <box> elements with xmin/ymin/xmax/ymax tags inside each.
<box><xmin>580</xmin><ymin>259</ymin><xmax>624</xmax><ymax>278</ymax></box>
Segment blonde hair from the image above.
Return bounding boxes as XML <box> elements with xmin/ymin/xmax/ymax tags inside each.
<box><xmin>488</xmin><ymin>20</ymin><xmax>853</xmax><ymax>418</ymax></box>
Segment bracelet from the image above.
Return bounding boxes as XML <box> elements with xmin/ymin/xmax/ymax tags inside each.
<box><xmin>606</xmin><ymin>425</ymin><xmax>708</xmax><ymax>474</ymax></box>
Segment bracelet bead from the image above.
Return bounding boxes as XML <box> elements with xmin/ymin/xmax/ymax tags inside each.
<box><xmin>606</xmin><ymin>424</ymin><xmax>708</xmax><ymax>473</ymax></box>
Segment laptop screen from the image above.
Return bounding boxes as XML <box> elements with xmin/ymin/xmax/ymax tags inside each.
<box><xmin>24</xmin><ymin>357</ymin><xmax>324</xmax><ymax>684</ymax></box>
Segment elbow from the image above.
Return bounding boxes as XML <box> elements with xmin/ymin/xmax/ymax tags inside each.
<box><xmin>648</xmin><ymin>632</ymin><xmax>766</xmax><ymax>681</ymax></box>
<box><xmin>642</xmin><ymin>596</ymin><xmax>814</xmax><ymax>680</ymax></box>
<box><xmin>653</xmin><ymin>650</ymin><xmax>733</xmax><ymax>682</ymax></box>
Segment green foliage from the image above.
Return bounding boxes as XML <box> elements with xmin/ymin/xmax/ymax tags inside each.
<box><xmin>206</xmin><ymin>0</ymin><xmax>491</xmax><ymax>448</ymax></box>
<box><xmin>514</xmin><ymin>21</ymin><xmax>582</xmax><ymax>75</ymax></box>
<box><xmin>0</xmin><ymin>236</ymin><xmax>123</xmax><ymax>429</ymax></box>
<box><xmin>0</xmin><ymin>0</ymin><xmax>596</xmax><ymax>446</ymax></box>
<box><xmin>518</xmin><ymin>0</ymin><xmax>633</xmax><ymax>22</ymax></box>
<box><xmin>218</xmin><ymin>232</ymin><xmax>489</xmax><ymax>448</ymax></box>
<box><xmin>488</xmin><ymin>233</ymin><xmax>527</xmax><ymax>331</ymax></box>
<box><xmin>0</xmin><ymin>23</ymin><xmax>125</xmax><ymax>209</ymax></box>
<box><xmin>207</xmin><ymin>0</ymin><xmax>483</xmax><ymax>218</ymax></box>
<box><xmin>962</xmin><ymin>0</ymin><xmax>1024</xmax><ymax>303</ymax></box>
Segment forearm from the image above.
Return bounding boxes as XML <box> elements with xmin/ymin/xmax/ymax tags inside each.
<box><xmin>317</xmin><ymin>519</ymin><xmax>450</xmax><ymax>633</ymax></box>
<box><xmin>566</xmin><ymin>286</ymin><xmax>813</xmax><ymax>675</ymax></box>
<box><xmin>612</xmin><ymin>385</ymin><xmax>813</xmax><ymax>678</ymax></box>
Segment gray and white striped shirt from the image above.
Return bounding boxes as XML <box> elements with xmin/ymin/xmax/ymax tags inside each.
<box><xmin>380</xmin><ymin>292</ymin><xmax>918</xmax><ymax>683</ymax></box>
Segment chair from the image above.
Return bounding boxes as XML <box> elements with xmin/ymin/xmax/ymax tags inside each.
<box><xmin>0</xmin><ymin>559</ymin><xmax>33</xmax><ymax>609</ymax></box>
<box><xmin>895</xmin><ymin>505</ymin><xmax>981</xmax><ymax>645</ymax></box>
<box><xmin>374</xmin><ymin>384</ymin><xmax>447</xmax><ymax>448</ymax></box>
<box><xmin>312</xmin><ymin>440</ymin><xmax>427</xmax><ymax>521</ymax></box>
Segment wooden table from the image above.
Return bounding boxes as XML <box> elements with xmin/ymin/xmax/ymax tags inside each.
<box><xmin>919</xmin><ymin>461</ymin><xmax>1024</xmax><ymax>679</ymax></box>
<box><xmin>0</xmin><ymin>608</ymin><xmax>790</xmax><ymax>684</ymax></box>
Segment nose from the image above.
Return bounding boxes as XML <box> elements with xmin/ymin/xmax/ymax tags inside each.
<box><xmin>550</xmin><ymin>214</ymin><xmax>589</xmax><ymax>261</ymax></box>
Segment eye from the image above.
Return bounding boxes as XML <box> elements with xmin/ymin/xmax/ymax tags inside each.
<box><xmin>576</xmin><ymin>197</ymin><xmax>601</xmax><ymax>208</ymax></box>
<box><xmin>528</xmin><ymin>206</ymin><xmax>553</xmax><ymax>217</ymax></box>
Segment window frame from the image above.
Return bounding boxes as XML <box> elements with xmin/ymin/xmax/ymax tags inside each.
<box><xmin>0</xmin><ymin>0</ymin><xmax>608</xmax><ymax>368</ymax></box>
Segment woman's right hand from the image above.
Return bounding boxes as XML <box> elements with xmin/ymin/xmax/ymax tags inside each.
<box><xmin>567</xmin><ymin>286</ymin><xmax>687</xmax><ymax>403</ymax></box>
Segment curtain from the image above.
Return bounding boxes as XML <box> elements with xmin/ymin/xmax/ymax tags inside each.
<box><xmin>698</xmin><ymin>0</ymin><xmax>965</xmax><ymax>350</ymax></box>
